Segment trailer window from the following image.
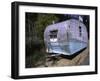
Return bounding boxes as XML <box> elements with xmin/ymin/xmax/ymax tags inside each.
<box><xmin>49</xmin><ymin>30</ymin><xmax>58</xmax><ymax>42</ymax></box>
<box><xmin>79</xmin><ymin>26</ymin><xmax>82</xmax><ymax>37</ymax></box>
<box><xmin>49</xmin><ymin>30</ymin><xmax>58</xmax><ymax>38</ymax></box>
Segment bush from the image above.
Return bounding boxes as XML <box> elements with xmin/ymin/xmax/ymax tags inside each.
<box><xmin>26</xmin><ymin>39</ymin><xmax>43</xmax><ymax>56</ymax></box>
<box><xmin>26</xmin><ymin>50</ymin><xmax>46</xmax><ymax>68</ymax></box>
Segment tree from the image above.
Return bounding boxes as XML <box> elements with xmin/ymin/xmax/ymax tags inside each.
<box><xmin>25</xmin><ymin>13</ymin><xmax>59</xmax><ymax>56</ymax></box>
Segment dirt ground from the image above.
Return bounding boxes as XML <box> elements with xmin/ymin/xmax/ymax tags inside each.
<box><xmin>38</xmin><ymin>46</ymin><xmax>89</xmax><ymax>67</ymax></box>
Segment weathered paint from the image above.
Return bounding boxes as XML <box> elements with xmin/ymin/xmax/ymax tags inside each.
<box><xmin>44</xmin><ymin>19</ymin><xmax>88</xmax><ymax>56</ymax></box>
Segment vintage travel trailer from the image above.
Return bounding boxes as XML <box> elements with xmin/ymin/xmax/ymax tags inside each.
<box><xmin>44</xmin><ymin>18</ymin><xmax>88</xmax><ymax>56</ymax></box>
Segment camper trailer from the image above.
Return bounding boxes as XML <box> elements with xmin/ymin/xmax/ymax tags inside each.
<box><xmin>44</xmin><ymin>18</ymin><xmax>88</xmax><ymax>56</ymax></box>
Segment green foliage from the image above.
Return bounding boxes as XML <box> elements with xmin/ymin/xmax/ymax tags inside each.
<box><xmin>26</xmin><ymin>51</ymin><xmax>46</xmax><ymax>68</ymax></box>
<box><xmin>25</xmin><ymin>13</ymin><xmax>59</xmax><ymax>68</ymax></box>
